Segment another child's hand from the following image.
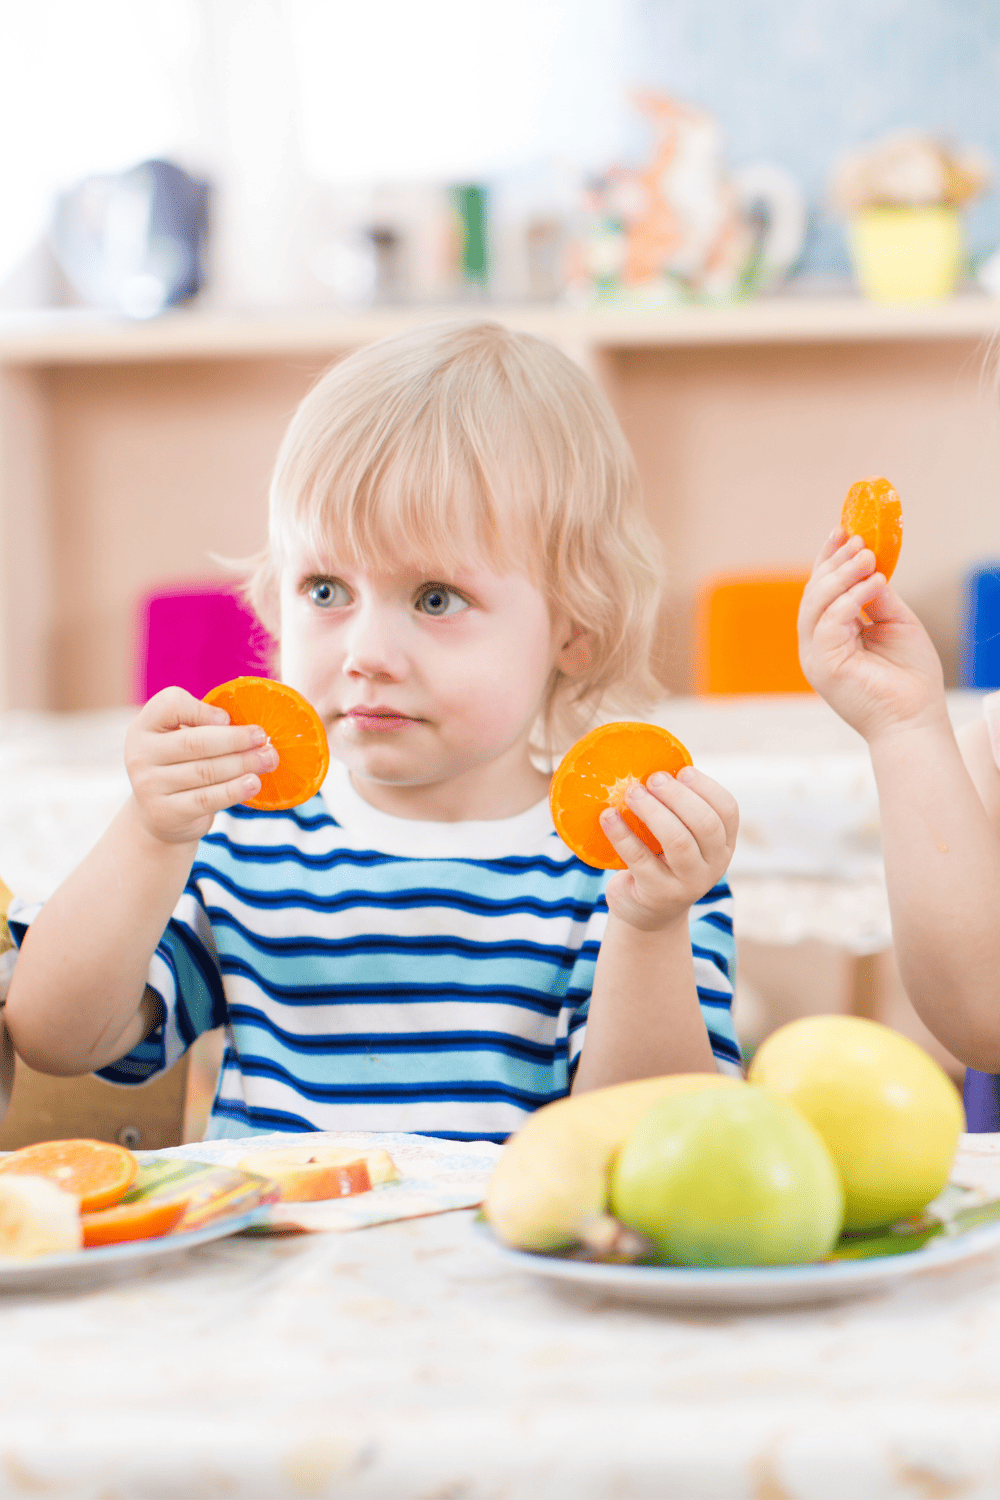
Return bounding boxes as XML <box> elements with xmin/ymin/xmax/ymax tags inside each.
<box><xmin>599</xmin><ymin>767</ymin><xmax>738</xmax><ymax>933</ymax></box>
<box><xmin>798</xmin><ymin>528</ymin><xmax>947</xmax><ymax>744</ymax></box>
<box><xmin>124</xmin><ymin>687</ymin><xmax>279</xmax><ymax>846</ymax></box>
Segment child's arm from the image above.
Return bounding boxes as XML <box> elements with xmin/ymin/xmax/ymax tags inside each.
<box><xmin>572</xmin><ymin>766</ymin><xmax>738</xmax><ymax>1092</ymax></box>
<box><xmin>4</xmin><ymin>689</ymin><xmax>276</xmax><ymax>1076</ymax></box>
<box><xmin>799</xmin><ymin>530</ymin><xmax>1000</xmax><ymax>1069</ymax></box>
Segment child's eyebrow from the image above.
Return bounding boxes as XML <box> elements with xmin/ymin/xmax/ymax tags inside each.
<box><xmin>296</xmin><ymin>570</ymin><xmax>342</xmax><ymax>591</ymax></box>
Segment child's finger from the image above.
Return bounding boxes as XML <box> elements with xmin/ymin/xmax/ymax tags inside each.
<box><xmin>632</xmin><ymin>770</ymin><xmax>733</xmax><ymax>851</ymax></box>
<box><xmin>672</xmin><ymin>767</ymin><xmax>739</xmax><ymax>846</ymax></box>
<box><xmin>145</xmin><ymin>722</ymin><xmax>269</xmax><ymax>767</ymax></box>
<box><xmin>139</xmin><ymin>686</ymin><xmax>231</xmax><ymax>733</ymax></box>
<box><xmin>819</xmin><ymin>569</ymin><xmax>888</xmax><ymax>631</ymax></box>
<box><xmin>861</xmin><ymin>581</ymin><xmax>916</xmax><ymax>626</ymax></box>
<box><xmin>150</xmin><ymin>745</ymin><xmax>279</xmax><ymax>795</ymax></box>
<box><xmin>798</xmin><ymin>545</ymin><xmax>877</xmax><ymax>639</ymax></box>
<box><xmin>806</xmin><ymin>532</ymin><xmax>864</xmax><ymax>593</ymax></box>
<box><xmin>598</xmin><ymin>807</ymin><xmax>674</xmax><ymax>873</ymax></box>
<box><xmin>813</xmin><ymin>526</ymin><xmax>850</xmax><ymax>568</ymax></box>
<box><xmin>173</xmin><ymin>773</ymin><xmax>264</xmax><ymax>820</ymax></box>
<box><xmin>624</xmin><ymin>779</ymin><xmax>728</xmax><ymax>870</ymax></box>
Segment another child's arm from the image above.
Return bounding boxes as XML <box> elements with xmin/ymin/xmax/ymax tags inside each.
<box><xmin>4</xmin><ymin>689</ymin><xmax>276</xmax><ymax>1075</ymax></box>
<box><xmin>799</xmin><ymin>530</ymin><xmax>1000</xmax><ymax>1069</ymax></box>
<box><xmin>572</xmin><ymin>767</ymin><xmax>738</xmax><ymax>1092</ymax></box>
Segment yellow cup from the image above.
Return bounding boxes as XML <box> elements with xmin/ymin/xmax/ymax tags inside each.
<box><xmin>848</xmin><ymin>205</ymin><xmax>964</xmax><ymax>302</ymax></box>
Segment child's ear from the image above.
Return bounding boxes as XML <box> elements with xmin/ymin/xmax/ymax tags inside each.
<box><xmin>557</xmin><ymin>623</ymin><xmax>593</xmax><ymax>676</ymax></box>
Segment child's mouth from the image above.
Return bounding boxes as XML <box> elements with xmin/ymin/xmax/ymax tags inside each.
<box><xmin>342</xmin><ymin>707</ymin><xmax>416</xmax><ymax>733</ymax></box>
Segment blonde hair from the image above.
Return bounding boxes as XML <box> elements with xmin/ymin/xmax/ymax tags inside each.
<box><xmin>246</xmin><ymin>320</ymin><xmax>663</xmax><ymax>755</ymax></box>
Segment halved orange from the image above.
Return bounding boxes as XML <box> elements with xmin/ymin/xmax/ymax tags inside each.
<box><xmin>82</xmin><ymin>1197</ymin><xmax>187</xmax><ymax>1249</ymax></box>
<box><xmin>204</xmin><ymin>676</ymin><xmax>330</xmax><ymax>812</ymax></box>
<box><xmin>0</xmin><ymin>1139</ymin><xmax>137</xmax><ymax>1212</ymax></box>
<box><xmin>550</xmin><ymin>721</ymin><xmax>693</xmax><ymax>870</ymax></box>
<box><xmin>840</xmin><ymin>477</ymin><xmax>903</xmax><ymax>582</ymax></box>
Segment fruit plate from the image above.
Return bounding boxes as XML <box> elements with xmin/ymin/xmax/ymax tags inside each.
<box><xmin>0</xmin><ymin>1207</ymin><xmax>268</xmax><ymax>1293</ymax></box>
<box><xmin>481</xmin><ymin>1216</ymin><xmax>1000</xmax><ymax>1310</ymax></box>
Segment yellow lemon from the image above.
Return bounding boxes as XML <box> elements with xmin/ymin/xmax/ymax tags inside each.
<box><xmin>749</xmin><ymin>1016</ymin><xmax>964</xmax><ymax>1231</ymax></box>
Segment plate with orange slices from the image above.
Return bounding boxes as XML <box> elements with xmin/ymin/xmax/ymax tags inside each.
<box><xmin>0</xmin><ymin>1140</ymin><xmax>276</xmax><ymax>1288</ymax></box>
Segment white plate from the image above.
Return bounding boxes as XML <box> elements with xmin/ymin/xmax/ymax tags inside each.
<box><xmin>483</xmin><ymin>1218</ymin><xmax>1000</xmax><ymax>1309</ymax></box>
<box><xmin>0</xmin><ymin>1208</ymin><xmax>265</xmax><ymax>1292</ymax></box>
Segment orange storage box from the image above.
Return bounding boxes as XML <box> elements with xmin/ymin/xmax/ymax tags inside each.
<box><xmin>695</xmin><ymin>573</ymin><xmax>813</xmax><ymax>695</ymax></box>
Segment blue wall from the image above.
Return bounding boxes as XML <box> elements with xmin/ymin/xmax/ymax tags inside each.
<box><xmin>630</xmin><ymin>0</ymin><xmax>1000</xmax><ymax>279</ymax></box>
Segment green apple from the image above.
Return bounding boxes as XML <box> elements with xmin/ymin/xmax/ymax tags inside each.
<box><xmin>610</xmin><ymin>1085</ymin><xmax>844</xmax><ymax>1266</ymax></box>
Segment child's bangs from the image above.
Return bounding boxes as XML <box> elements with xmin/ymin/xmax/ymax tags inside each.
<box><xmin>278</xmin><ymin>391</ymin><xmax>543</xmax><ymax>583</ymax></box>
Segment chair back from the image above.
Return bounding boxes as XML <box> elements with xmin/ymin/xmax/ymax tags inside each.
<box><xmin>136</xmin><ymin>583</ymin><xmax>275</xmax><ymax>703</ymax></box>
<box><xmin>695</xmin><ymin>572</ymin><xmax>813</xmax><ymax>694</ymax></box>
<box><xmin>0</xmin><ymin>1047</ymin><xmax>189</xmax><ymax>1151</ymax></box>
<box><xmin>960</xmin><ymin>565</ymin><xmax>1000</xmax><ymax>689</ymax></box>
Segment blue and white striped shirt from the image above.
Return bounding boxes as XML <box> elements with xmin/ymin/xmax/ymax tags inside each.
<box><xmin>32</xmin><ymin>762</ymin><xmax>742</xmax><ymax>1142</ymax></box>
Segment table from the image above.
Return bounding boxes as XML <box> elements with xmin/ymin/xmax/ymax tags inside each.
<box><xmin>2</xmin><ymin>1131</ymin><xmax>1000</xmax><ymax>1498</ymax></box>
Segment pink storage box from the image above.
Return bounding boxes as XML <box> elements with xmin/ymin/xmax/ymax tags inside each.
<box><xmin>136</xmin><ymin>584</ymin><xmax>276</xmax><ymax>703</ymax></box>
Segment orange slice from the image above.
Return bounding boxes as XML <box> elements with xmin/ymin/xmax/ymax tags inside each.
<box><xmin>840</xmin><ymin>477</ymin><xmax>903</xmax><ymax>582</ymax></box>
<box><xmin>82</xmin><ymin>1197</ymin><xmax>187</xmax><ymax>1249</ymax></box>
<box><xmin>550</xmin><ymin>721</ymin><xmax>693</xmax><ymax>870</ymax></box>
<box><xmin>0</xmin><ymin>1139</ymin><xmax>137</xmax><ymax>1213</ymax></box>
<box><xmin>204</xmin><ymin>675</ymin><xmax>330</xmax><ymax>812</ymax></box>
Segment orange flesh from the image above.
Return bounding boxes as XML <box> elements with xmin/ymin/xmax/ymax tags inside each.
<box><xmin>82</xmin><ymin>1198</ymin><xmax>187</xmax><ymax>1249</ymax></box>
<box><xmin>840</xmin><ymin>477</ymin><xmax>903</xmax><ymax>582</ymax></box>
<box><xmin>0</xmin><ymin>1139</ymin><xmax>137</xmax><ymax>1213</ymax></box>
<box><xmin>550</xmin><ymin>721</ymin><xmax>693</xmax><ymax>870</ymax></box>
<box><xmin>204</xmin><ymin>676</ymin><xmax>330</xmax><ymax>812</ymax></box>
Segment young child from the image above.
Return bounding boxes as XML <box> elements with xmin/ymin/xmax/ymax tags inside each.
<box><xmin>5</xmin><ymin>322</ymin><xmax>741</xmax><ymax>1142</ymax></box>
<box><xmin>799</xmin><ymin>524</ymin><xmax>1000</xmax><ymax>1075</ymax></box>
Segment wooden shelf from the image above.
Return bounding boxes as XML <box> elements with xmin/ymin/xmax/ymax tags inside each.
<box><xmin>0</xmin><ymin>293</ymin><xmax>998</xmax><ymax>365</ymax></box>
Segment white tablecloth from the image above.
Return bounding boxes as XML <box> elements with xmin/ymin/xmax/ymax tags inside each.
<box><xmin>0</xmin><ymin>696</ymin><xmax>986</xmax><ymax>952</ymax></box>
<box><xmin>1</xmin><ymin>1131</ymin><xmax>1000</xmax><ymax>1499</ymax></box>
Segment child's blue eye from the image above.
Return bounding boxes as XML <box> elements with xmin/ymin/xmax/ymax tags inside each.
<box><xmin>417</xmin><ymin>586</ymin><xmax>468</xmax><ymax>617</ymax></box>
<box><xmin>308</xmin><ymin>579</ymin><xmax>349</xmax><ymax>608</ymax></box>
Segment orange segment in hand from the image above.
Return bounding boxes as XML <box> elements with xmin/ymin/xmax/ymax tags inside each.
<box><xmin>204</xmin><ymin>676</ymin><xmax>330</xmax><ymax>812</ymax></box>
<box><xmin>0</xmin><ymin>1139</ymin><xmax>137</xmax><ymax>1212</ymax></box>
<box><xmin>841</xmin><ymin>477</ymin><xmax>903</xmax><ymax>582</ymax></box>
<box><xmin>550</xmin><ymin>721</ymin><xmax>693</xmax><ymax>870</ymax></box>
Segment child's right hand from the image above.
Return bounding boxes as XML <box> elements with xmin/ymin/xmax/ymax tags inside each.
<box><xmin>124</xmin><ymin>687</ymin><xmax>279</xmax><ymax>846</ymax></box>
<box><xmin>798</xmin><ymin>528</ymin><xmax>947</xmax><ymax>745</ymax></box>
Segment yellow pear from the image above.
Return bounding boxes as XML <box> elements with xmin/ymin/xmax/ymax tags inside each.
<box><xmin>484</xmin><ymin>1072</ymin><xmax>740</xmax><ymax>1252</ymax></box>
<box><xmin>749</xmin><ymin>1015</ymin><xmax>964</xmax><ymax>1230</ymax></box>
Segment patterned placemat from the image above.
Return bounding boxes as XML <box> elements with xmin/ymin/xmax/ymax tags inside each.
<box><xmin>154</xmin><ymin>1130</ymin><xmax>502</xmax><ymax>1234</ymax></box>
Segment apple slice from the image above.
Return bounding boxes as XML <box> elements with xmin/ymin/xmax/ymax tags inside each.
<box><xmin>236</xmin><ymin>1146</ymin><xmax>398</xmax><ymax>1203</ymax></box>
<box><xmin>0</xmin><ymin>1175</ymin><xmax>82</xmax><ymax>1258</ymax></box>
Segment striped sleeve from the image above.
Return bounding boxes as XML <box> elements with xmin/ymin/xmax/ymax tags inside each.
<box><xmin>691</xmin><ymin>880</ymin><xmax>742</xmax><ymax>1074</ymax></box>
<box><xmin>98</xmin><ymin>882</ymin><xmax>227</xmax><ymax>1086</ymax></box>
<box><xmin>7</xmin><ymin>892</ymin><xmax>223</xmax><ymax>1088</ymax></box>
<box><xmin>562</xmin><ymin>878</ymin><xmax>742</xmax><ymax>1078</ymax></box>
<box><xmin>564</xmin><ymin>892</ymin><xmax>607</xmax><ymax>1076</ymax></box>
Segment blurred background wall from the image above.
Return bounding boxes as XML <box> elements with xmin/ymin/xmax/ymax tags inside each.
<box><xmin>633</xmin><ymin>0</ymin><xmax>1000</xmax><ymax>280</ymax></box>
<box><xmin>3</xmin><ymin>0</ymin><xmax>999</xmax><ymax>309</ymax></box>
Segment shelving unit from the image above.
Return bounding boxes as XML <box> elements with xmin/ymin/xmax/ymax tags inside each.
<box><xmin>1</xmin><ymin>293</ymin><xmax>998</xmax><ymax>362</ymax></box>
<box><xmin>0</xmin><ymin>294</ymin><xmax>998</xmax><ymax>710</ymax></box>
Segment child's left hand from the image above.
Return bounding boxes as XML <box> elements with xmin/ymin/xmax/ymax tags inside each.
<box><xmin>598</xmin><ymin>768</ymin><xmax>738</xmax><ymax>932</ymax></box>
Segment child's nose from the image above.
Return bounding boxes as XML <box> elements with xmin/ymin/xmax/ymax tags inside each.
<box><xmin>342</xmin><ymin>603</ymin><xmax>404</xmax><ymax>680</ymax></box>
